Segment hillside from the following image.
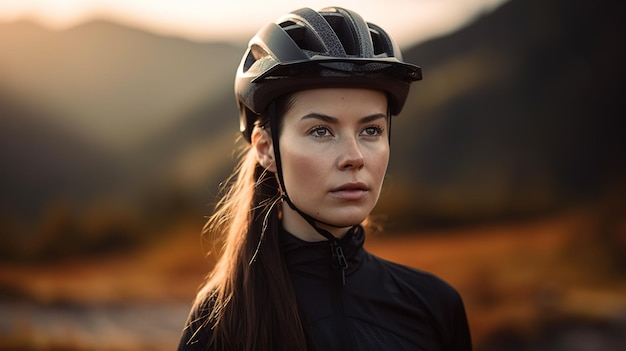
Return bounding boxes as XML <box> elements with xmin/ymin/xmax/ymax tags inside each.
<box><xmin>0</xmin><ymin>20</ymin><xmax>242</xmax><ymax>152</ymax></box>
<box><xmin>0</xmin><ymin>0</ymin><xmax>624</xmax><ymax>242</ymax></box>
<box><xmin>0</xmin><ymin>20</ymin><xmax>242</xmax><ymax>225</ymax></box>
<box><xmin>383</xmin><ymin>0</ymin><xmax>624</xmax><ymax>227</ymax></box>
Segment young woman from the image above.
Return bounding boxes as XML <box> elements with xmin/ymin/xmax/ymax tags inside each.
<box><xmin>178</xmin><ymin>6</ymin><xmax>471</xmax><ymax>351</ymax></box>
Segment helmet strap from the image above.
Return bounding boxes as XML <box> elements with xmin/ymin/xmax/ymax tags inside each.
<box><xmin>387</xmin><ymin>105</ymin><xmax>393</xmax><ymax>143</ymax></box>
<box><xmin>268</xmin><ymin>101</ymin><xmax>355</xmax><ymax>241</ymax></box>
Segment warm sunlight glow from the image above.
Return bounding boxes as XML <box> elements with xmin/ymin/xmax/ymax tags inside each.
<box><xmin>0</xmin><ymin>0</ymin><xmax>509</xmax><ymax>47</ymax></box>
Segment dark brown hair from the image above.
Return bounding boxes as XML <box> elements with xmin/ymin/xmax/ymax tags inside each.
<box><xmin>189</xmin><ymin>96</ymin><xmax>311</xmax><ymax>350</ymax></box>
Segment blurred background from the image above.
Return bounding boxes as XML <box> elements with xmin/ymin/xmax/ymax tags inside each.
<box><xmin>1</xmin><ymin>0</ymin><xmax>625</xmax><ymax>350</ymax></box>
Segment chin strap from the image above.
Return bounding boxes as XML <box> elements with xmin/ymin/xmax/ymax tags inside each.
<box><xmin>268</xmin><ymin>101</ymin><xmax>352</xmax><ymax>284</ymax></box>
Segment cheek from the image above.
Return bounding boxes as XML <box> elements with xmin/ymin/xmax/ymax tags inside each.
<box><xmin>281</xmin><ymin>148</ymin><xmax>327</xmax><ymax>191</ymax></box>
<box><xmin>369</xmin><ymin>146</ymin><xmax>390</xmax><ymax>180</ymax></box>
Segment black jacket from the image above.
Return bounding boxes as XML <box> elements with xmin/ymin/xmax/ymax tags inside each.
<box><xmin>179</xmin><ymin>226</ymin><xmax>472</xmax><ymax>350</ymax></box>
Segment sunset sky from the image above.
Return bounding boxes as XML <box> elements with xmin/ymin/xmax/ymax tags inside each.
<box><xmin>0</xmin><ymin>0</ymin><xmax>508</xmax><ymax>47</ymax></box>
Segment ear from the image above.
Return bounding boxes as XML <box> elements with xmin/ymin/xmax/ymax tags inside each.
<box><xmin>252</xmin><ymin>128</ymin><xmax>277</xmax><ymax>173</ymax></box>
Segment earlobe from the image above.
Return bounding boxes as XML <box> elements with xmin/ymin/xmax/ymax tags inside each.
<box><xmin>253</xmin><ymin>129</ymin><xmax>277</xmax><ymax>173</ymax></box>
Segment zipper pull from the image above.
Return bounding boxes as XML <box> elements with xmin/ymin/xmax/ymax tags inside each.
<box><xmin>331</xmin><ymin>242</ymin><xmax>349</xmax><ymax>286</ymax></box>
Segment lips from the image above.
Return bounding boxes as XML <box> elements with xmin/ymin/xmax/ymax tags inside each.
<box><xmin>330</xmin><ymin>182</ymin><xmax>369</xmax><ymax>200</ymax></box>
<box><xmin>331</xmin><ymin>182</ymin><xmax>368</xmax><ymax>192</ymax></box>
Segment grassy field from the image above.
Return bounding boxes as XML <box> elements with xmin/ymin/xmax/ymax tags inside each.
<box><xmin>1</xmin><ymin>205</ymin><xmax>625</xmax><ymax>350</ymax></box>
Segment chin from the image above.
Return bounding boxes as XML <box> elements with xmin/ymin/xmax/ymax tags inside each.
<box><xmin>320</xmin><ymin>209</ymin><xmax>369</xmax><ymax>228</ymax></box>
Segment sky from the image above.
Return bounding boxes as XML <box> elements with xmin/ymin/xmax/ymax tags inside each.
<box><xmin>0</xmin><ymin>0</ymin><xmax>508</xmax><ymax>48</ymax></box>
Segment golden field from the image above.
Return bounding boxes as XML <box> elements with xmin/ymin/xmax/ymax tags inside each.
<box><xmin>1</xmin><ymin>201</ymin><xmax>624</xmax><ymax>350</ymax></box>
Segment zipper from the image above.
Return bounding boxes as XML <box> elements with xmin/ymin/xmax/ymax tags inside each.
<box><xmin>330</xmin><ymin>241</ymin><xmax>349</xmax><ymax>286</ymax></box>
<box><xmin>329</xmin><ymin>240</ymin><xmax>353</xmax><ymax>350</ymax></box>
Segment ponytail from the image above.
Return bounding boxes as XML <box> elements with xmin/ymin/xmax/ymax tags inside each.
<box><xmin>189</xmin><ymin>129</ymin><xmax>310</xmax><ymax>350</ymax></box>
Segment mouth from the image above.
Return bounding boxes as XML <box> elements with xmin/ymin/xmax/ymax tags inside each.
<box><xmin>331</xmin><ymin>182</ymin><xmax>369</xmax><ymax>192</ymax></box>
<box><xmin>330</xmin><ymin>182</ymin><xmax>369</xmax><ymax>200</ymax></box>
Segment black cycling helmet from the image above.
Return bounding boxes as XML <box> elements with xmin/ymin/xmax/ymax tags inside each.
<box><xmin>235</xmin><ymin>6</ymin><xmax>422</xmax><ymax>142</ymax></box>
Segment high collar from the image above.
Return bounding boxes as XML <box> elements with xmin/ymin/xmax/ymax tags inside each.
<box><xmin>281</xmin><ymin>225</ymin><xmax>366</xmax><ymax>280</ymax></box>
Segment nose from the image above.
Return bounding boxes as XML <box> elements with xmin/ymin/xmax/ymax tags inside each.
<box><xmin>337</xmin><ymin>136</ymin><xmax>364</xmax><ymax>170</ymax></box>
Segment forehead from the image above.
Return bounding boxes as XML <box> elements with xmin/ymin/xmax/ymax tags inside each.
<box><xmin>285</xmin><ymin>88</ymin><xmax>388</xmax><ymax>119</ymax></box>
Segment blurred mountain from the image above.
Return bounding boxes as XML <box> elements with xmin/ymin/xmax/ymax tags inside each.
<box><xmin>0</xmin><ymin>20</ymin><xmax>241</xmax><ymax>152</ymax></box>
<box><xmin>383</xmin><ymin>0</ymin><xmax>625</xmax><ymax>227</ymax></box>
<box><xmin>0</xmin><ymin>88</ymin><xmax>124</xmax><ymax>219</ymax></box>
<box><xmin>0</xmin><ymin>19</ymin><xmax>243</xmax><ymax>222</ymax></box>
<box><xmin>0</xmin><ymin>0</ymin><xmax>623</xmax><ymax>235</ymax></box>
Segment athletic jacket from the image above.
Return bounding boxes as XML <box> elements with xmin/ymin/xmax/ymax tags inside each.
<box><xmin>178</xmin><ymin>225</ymin><xmax>472</xmax><ymax>350</ymax></box>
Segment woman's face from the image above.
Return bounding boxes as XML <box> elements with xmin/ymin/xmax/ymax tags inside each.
<box><xmin>270</xmin><ymin>88</ymin><xmax>390</xmax><ymax>240</ymax></box>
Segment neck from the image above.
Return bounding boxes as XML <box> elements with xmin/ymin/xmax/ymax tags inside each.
<box><xmin>280</xmin><ymin>202</ymin><xmax>353</xmax><ymax>242</ymax></box>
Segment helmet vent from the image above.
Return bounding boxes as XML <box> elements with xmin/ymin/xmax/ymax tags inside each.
<box><xmin>367</xmin><ymin>23</ymin><xmax>396</xmax><ymax>58</ymax></box>
<box><xmin>281</xmin><ymin>21</ymin><xmax>326</xmax><ymax>55</ymax></box>
<box><xmin>250</xmin><ymin>44</ymin><xmax>269</xmax><ymax>60</ymax></box>
<box><xmin>240</xmin><ymin>44</ymin><xmax>269</xmax><ymax>73</ymax></box>
<box><xmin>324</xmin><ymin>14</ymin><xmax>357</xmax><ymax>56</ymax></box>
<box><xmin>369</xmin><ymin>29</ymin><xmax>387</xmax><ymax>56</ymax></box>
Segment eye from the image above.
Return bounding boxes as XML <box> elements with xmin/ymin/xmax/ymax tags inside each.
<box><xmin>361</xmin><ymin>125</ymin><xmax>384</xmax><ymax>137</ymax></box>
<box><xmin>309</xmin><ymin>126</ymin><xmax>333</xmax><ymax>138</ymax></box>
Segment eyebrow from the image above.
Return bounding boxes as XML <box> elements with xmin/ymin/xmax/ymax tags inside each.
<box><xmin>300</xmin><ymin>112</ymin><xmax>387</xmax><ymax>124</ymax></box>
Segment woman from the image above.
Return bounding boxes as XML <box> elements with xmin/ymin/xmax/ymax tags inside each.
<box><xmin>178</xmin><ymin>6</ymin><xmax>471</xmax><ymax>351</ymax></box>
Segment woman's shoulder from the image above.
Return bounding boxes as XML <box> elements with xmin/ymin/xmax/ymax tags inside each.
<box><xmin>361</xmin><ymin>252</ymin><xmax>472</xmax><ymax>348</ymax></box>
<box><xmin>366</xmin><ymin>252</ymin><xmax>463</xmax><ymax>304</ymax></box>
<box><xmin>368</xmin><ymin>253</ymin><xmax>472</xmax><ymax>344</ymax></box>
